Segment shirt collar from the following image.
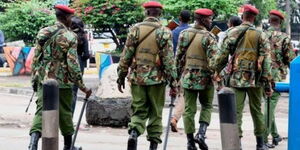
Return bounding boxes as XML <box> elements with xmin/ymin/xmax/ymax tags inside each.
<box><xmin>143</xmin><ymin>17</ymin><xmax>160</xmax><ymax>23</ymax></box>
<box><xmin>193</xmin><ymin>24</ymin><xmax>207</xmax><ymax>31</ymax></box>
<box><xmin>242</xmin><ymin>21</ymin><xmax>255</xmax><ymax>27</ymax></box>
<box><xmin>55</xmin><ymin>21</ymin><xmax>69</xmax><ymax>30</ymax></box>
<box><xmin>268</xmin><ymin>26</ymin><xmax>280</xmax><ymax>32</ymax></box>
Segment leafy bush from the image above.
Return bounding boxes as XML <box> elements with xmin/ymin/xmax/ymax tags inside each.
<box><xmin>76</xmin><ymin>0</ymin><xmax>144</xmax><ymax>51</ymax></box>
<box><xmin>161</xmin><ymin>0</ymin><xmax>245</xmax><ymax>21</ymax></box>
<box><xmin>0</xmin><ymin>0</ymin><xmax>56</xmax><ymax>46</ymax></box>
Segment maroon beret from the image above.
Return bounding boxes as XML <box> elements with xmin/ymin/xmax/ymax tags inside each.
<box><xmin>143</xmin><ymin>1</ymin><xmax>163</xmax><ymax>9</ymax></box>
<box><xmin>194</xmin><ymin>8</ymin><xmax>214</xmax><ymax>16</ymax></box>
<box><xmin>55</xmin><ymin>4</ymin><xmax>75</xmax><ymax>14</ymax></box>
<box><xmin>270</xmin><ymin>10</ymin><xmax>284</xmax><ymax>20</ymax></box>
<box><xmin>243</xmin><ymin>4</ymin><xmax>259</xmax><ymax>15</ymax></box>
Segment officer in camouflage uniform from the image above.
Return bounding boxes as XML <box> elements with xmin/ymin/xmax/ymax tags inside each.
<box><xmin>29</xmin><ymin>5</ymin><xmax>92</xmax><ymax>150</ymax></box>
<box><xmin>211</xmin><ymin>5</ymin><xmax>273</xmax><ymax>150</ymax></box>
<box><xmin>263</xmin><ymin>10</ymin><xmax>296</xmax><ymax>148</ymax></box>
<box><xmin>116</xmin><ymin>1</ymin><xmax>177</xmax><ymax>150</ymax></box>
<box><xmin>176</xmin><ymin>8</ymin><xmax>218</xmax><ymax>150</ymax></box>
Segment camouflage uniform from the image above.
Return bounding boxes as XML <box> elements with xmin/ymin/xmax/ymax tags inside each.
<box><xmin>211</xmin><ymin>22</ymin><xmax>273</xmax><ymax>137</ymax></box>
<box><xmin>30</xmin><ymin>22</ymin><xmax>86</xmax><ymax>136</ymax></box>
<box><xmin>117</xmin><ymin>17</ymin><xmax>176</xmax><ymax>143</ymax></box>
<box><xmin>176</xmin><ymin>24</ymin><xmax>218</xmax><ymax>134</ymax></box>
<box><xmin>264</xmin><ymin>26</ymin><xmax>295</xmax><ymax>141</ymax></box>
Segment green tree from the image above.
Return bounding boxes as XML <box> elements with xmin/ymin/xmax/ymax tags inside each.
<box><xmin>0</xmin><ymin>0</ymin><xmax>55</xmax><ymax>46</ymax></box>
<box><xmin>161</xmin><ymin>0</ymin><xmax>245</xmax><ymax>21</ymax></box>
<box><xmin>76</xmin><ymin>0</ymin><xmax>144</xmax><ymax>52</ymax></box>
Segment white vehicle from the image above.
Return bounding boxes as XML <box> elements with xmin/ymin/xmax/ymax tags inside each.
<box><xmin>86</xmin><ymin>29</ymin><xmax>117</xmax><ymax>62</ymax></box>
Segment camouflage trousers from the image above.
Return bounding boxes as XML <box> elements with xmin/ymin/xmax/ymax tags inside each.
<box><xmin>30</xmin><ymin>86</ymin><xmax>74</xmax><ymax>136</ymax></box>
<box><xmin>233</xmin><ymin>87</ymin><xmax>266</xmax><ymax>137</ymax></box>
<box><xmin>264</xmin><ymin>92</ymin><xmax>280</xmax><ymax>141</ymax></box>
<box><xmin>183</xmin><ymin>86</ymin><xmax>214</xmax><ymax>134</ymax></box>
<box><xmin>128</xmin><ymin>83</ymin><xmax>166</xmax><ymax>143</ymax></box>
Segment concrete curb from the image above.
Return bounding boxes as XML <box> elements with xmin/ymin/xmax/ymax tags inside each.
<box><xmin>0</xmin><ymin>68</ymin><xmax>11</xmax><ymax>72</ymax></box>
<box><xmin>0</xmin><ymin>87</ymin><xmax>33</xmax><ymax>96</ymax></box>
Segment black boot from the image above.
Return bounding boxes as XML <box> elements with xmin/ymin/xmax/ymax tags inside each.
<box><xmin>63</xmin><ymin>135</ymin><xmax>82</xmax><ymax>150</ymax></box>
<box><xmin>127</xmin><ymin>130</ymin><xmax>138</xmax><ymax>150</ymax></box>
<box><xmin>256</xmin><ymin>136</ymin><xmax>269</xmax><ymax>150</ymax></box>
<box><xmin>194</xmin><ymin>123</ymin><xmax>208</xmax><ymax>150</ymax></box>
<box><xmin>28</xmin><ymin>132</ymin><xmax>41</xmax><ymax>150</ymax></box>
<box><xmin>265</xmin><ymin>143</ymin><xmax>275</xmax><ymax>148</ymax></box>
<box><xmin>186</xmin><ymin>134</ymin><xmax>197</xmax><ymax>150</ymax></box>
<box><xmin>149</xmin><ymin>140</ymin><xmax>158</xmax><ymax>150</ymax></box>
<box><xmin>272</xmin><ymin>135</ymin><xmax>282</xmax><ymax>146</ymax></box>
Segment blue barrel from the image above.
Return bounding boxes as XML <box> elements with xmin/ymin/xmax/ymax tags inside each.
<box><xmin>275</xmin><ymin>82</ymin><xmax>289</xmax><ymax>92</ymax></box>
<box><xmin>288</xmin><ymin>56</ymin><xmax>300</xmax><ymax>150</ymax></box>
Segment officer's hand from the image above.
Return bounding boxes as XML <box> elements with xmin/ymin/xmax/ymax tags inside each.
<box><xmin>212</xmin><ymin>73</ymin><xmax>222</xmax><ymax>82</ymax></box>
<box><xmin>82</xmin><ymin>88</ymin><xmax>92</xmax><ymax>99</ymax></box>
<box><xmin>32</xmin><ymin>82</ymin><xmax>38</xmax><ymax>92</ymax></box>
<box><xmin>117</xmin><ymin>78</ymin><xmax>125</xmax><ymax>93</ymax></box>
<box><xmin>265</xmin><ymin>88</ymin><xmax>273</xmax><ymax>97</ymax></box>
<box><xmin>169</xmin><ymin>87</ymin><xmax>177</xmax><ymax>98</ymax></box>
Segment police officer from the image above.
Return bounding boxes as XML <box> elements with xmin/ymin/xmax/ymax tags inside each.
<box><xmin>211</xmin><ymin>4</ymin><xmax>273</xmax><ymax>150</ymax></box>
<box><xmin>176</xmin><ymin>8</ymin><xmax>218</xmax><ymax>150</ymax></box>
<box><xmin>29</xmin><ymin>4</ymin><xmax>92</xmax><ymax>150</ymax></box>
<box><xmin>116</xmin><ymin>1</ymin><xmax>177</xmax><ymax>150</ymax></box>
<box><xmin>263</xmin><ymin>10</ymin><xmax>296</xmax><ymax>148</ymax></box>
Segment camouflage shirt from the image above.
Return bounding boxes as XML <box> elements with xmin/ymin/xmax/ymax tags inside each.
<box><xmin>176</xmin><ymin>25</ymin><xmax>218</xmax><ymax>90</ymax></box>
<box><xmin>211</xmin><ymin>22</ymin><xmax>273</xmax><ymax>88</ymax></box>
<box><xmin>265</xmin><ymin>26</ymin><xmax>296</xmax><ymax>82</ymax></box>
<box><xmin>31</xmin><ymin>22</ymin><xmax>86</xmax><ymax>89</ymax></box>
<box><xmin>117</xmin><ymin>17</ymin><xmax>177</xmax><ymax>86</ymax></box>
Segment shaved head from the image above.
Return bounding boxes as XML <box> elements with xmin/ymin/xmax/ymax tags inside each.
<box><xmin>145</xmin><ymin>7</ymin><xmax>162</xmax><ymax>17</ymax></box>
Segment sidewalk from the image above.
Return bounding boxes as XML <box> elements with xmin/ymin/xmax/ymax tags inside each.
<box><xmin>0</xmin><ymin>93</ymin><xmax>288</xmax><ymax>150</ymax></box>
<box><xmin>0</xmin><ymin>69</ymin><xmax>290</xmax><ymax>149</ymax></box>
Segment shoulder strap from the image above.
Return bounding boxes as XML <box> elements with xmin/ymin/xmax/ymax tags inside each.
<box><xmin>227</xmin><ymin>27</ymin><xmax>251</xmax><ymax>75</ymax></box>
<box><xmin>39</xmin><ymin>27</ymin><xmax>63</xmax><ymax>47</ymax></box>
<box><xmin>135</xmin><ymin>23</ymin><xmax>161</xmax><ymax>48</ymax></box>
<box><xmin>186</xmin><ymin>33</ymin><xmax>197</xmax><ymax>50</ymax></box>
<box><xmin>233</xmin><ymin>27</ymin><xmax>251</xmax><ymax>53</ymax></box>
<box><xmin>44</xmin><ymin>28</ymin><xmax>64</xmax><ymax>48</ymax></box>
<box><xmin>185</xmin><ymin>28</ymin><xmax>202</xmax><ymax>49</ymax></box>
<box><xmin>185</xmin><ymin>28</ymin><xmax>208</xmax><ymax>50</ymax></box>
<box><xmin>39</xmin><ymin>28</ymin><xmax>63</xmax><ymax>61</ymax></box>
<box><xmin>138</xmin><ymin>27</ymin><xmax>158</xmax><ymax>47</ymax></box>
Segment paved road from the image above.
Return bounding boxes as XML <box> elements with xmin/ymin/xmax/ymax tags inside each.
<box><xmin>0</xmin><ymin>93</ymin><xmax>288</xmax><ymax>150</ymax></box>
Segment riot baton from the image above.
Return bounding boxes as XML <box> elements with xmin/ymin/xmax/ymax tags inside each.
<box><xmin>163</xmin><ymin>96</ymin><xmax>176</xmax><ymax>150</ymax></box>
<box><xmin>267</xmin><ymin>97</ymin><xmax>271</xmax><ymax>129</ymax></box>
<box><xmin>71</xmin><ymin>98</ymin><xmax>88</xmax><ymax>150</ymax></box>
<box><xmin>25</xmin><ymin>92</ymin><xmax>35</xmax><ymax>113</ymax></box>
